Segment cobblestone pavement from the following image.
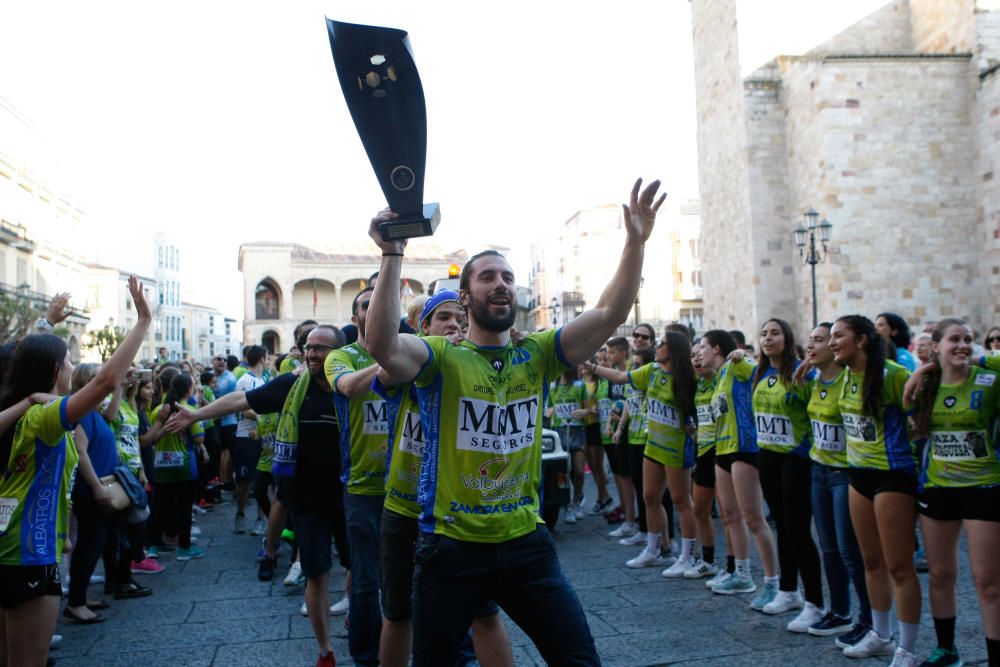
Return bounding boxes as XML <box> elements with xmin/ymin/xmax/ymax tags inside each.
<box><xmin>53</xmin><ymin>476</ymin><xmax>990</xmax><ymax>666</ymax></box>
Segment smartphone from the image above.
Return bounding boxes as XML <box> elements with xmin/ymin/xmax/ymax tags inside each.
<box><xmin>134</xmin><ymin>368</ymin><xmax>153</xmax><ymax>383</ymax></box>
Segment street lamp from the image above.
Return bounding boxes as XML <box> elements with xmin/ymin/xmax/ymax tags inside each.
<box><xmin>793</xmin><ymin>208</ymin><xmax>833</xmax><ymax>329</ymax></box>
<box><xmin>548</xmin><ymin>297</ymin><xmax>561</xmax><ymax>328</ymax></box>
<box><xmin>633</xmin><ymin>277</ymin><xmax>645</xmax><ymax>326</ymax></box>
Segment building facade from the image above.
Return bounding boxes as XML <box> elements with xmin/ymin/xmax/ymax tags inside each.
<box><xmin>182</xmin><ymin>302</ymin><xmax>236</xmax><ymax>362</ymax></box>
<box><xmin>690</xmin><ymin>0</ymin><xmax>1000</xmax><ymax>339</ymax></box>
<box><xmin>239</xmin><ymin>241</ymin><xmax>466</xmax><ymax>353</ymax></box>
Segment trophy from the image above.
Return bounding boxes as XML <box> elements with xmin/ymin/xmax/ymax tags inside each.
<box><xmin>327</xmin><ymin>20</ymin><xmax>440</xmax><ymax>240</ymax></box>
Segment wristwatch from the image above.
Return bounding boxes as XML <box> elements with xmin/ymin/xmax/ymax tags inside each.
<box><xmin>35</xmin><ymin>318</ymin><xmax>53</xmax><ymax>331</ymax></box>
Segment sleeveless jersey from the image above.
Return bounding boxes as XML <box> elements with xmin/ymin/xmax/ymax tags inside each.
<box><xmin>752</xmin><ymin>363</ymin><xmax>813</xmax><ymax>459</ymax></box>
<box><xmin>695</xmin><ymin>376</ymin><xmax>718</xmax><ymax>456</ymax></box>
<box><xmin>326</xmin><ymin>343</ymin><xmax>389</xmax><ymax>496</ymax></box>
<box><xmin>629</xmin><ymin>363</ymin><xmax>695</xmax><ymax>468</ymax></box>
<box><xmin>921</xmin><ymin>366</ymin><xmax>1000</xmax><ymax>489</ymax></box>
<box><xmin>712</xmin><ymin>357</ymin><xmax>758</xmax><ymax>456</ymax></box>
<box><xmin>548</xmin><ymin>380</ymin><xmax>586</xmax><ymax>429</ymax></box>
<box><xmin>414</xmin><ymin>329</ymin><xmax>567</xmax><ymax>542</ymax></box>
<box><xmin>625</xmin><ymin>382</ymin><xmax>647</xmax><ymax>446</ymax></box>
<box><xmin>255</xmin><ymin>411</ymin><xmax>279</xmax><ymax>474</ymax></box>
<box><xmin>378</xmin><ymin>381</ymin><xmax>424</xmax><ymax>519</ymax></box>
<box><xmin>807</xmin><ymin>370</ymin><xmax>848</xmax><ymax>468</ymax></box>
<box><xmin>596</xmin><ymin>377</ymin><xmax>627</xmax><ymax>445</ymax></box>
<box><xmin>114</xmin><ymin>400</ymin><xmax>142</xmax><ymax>474</ymax></box>
<box><xmin>151</xmin><ymin>403</ymin><xmax>204</xmax><ymax>483</ymax></box>
<box><xmin>0</xmin><ymin>398</ymin><xmax>79</xmax><ymax>566</ymax></box>
<box><xmin>839</xmin><ymin>362</ymin><xmax>913</xmax><ymax>473</ymax></box>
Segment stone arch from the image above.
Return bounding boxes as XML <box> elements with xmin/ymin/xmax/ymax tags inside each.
<box><xmin>292</xmin><ymin>279</ymin><xmax>337</xmax><ymax>322</ymax></box>
<box><xmin>67</xmin><ymin>335</ymin><xmax>81</xmax><ymax>364</ymax></box>
<box><xmin>255</xmin><ymin>278</ymin><xmax>281</xmax><ymax>320</ymax></box>
<box><xmin>261</xmin><ymin>329</ymin><xmax>280</xmax><ymax>355</ymax></box>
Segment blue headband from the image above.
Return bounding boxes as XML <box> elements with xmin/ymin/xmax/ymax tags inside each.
<box><xmin>420</xmin><ymin>290</ymin><xmax>460</xmax><ymax>326</ymax></box>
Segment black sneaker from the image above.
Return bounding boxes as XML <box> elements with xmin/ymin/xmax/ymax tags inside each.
<box><xmin>113</xmin><ymin>581</ymin><xmax>153</xmax><ymax>599</ymax></box>
<box><xmin>258</xmin><ymin>556</ymin><xmax>275</xmax><ymax>582</ymax></box>
<box><xmin>808</xmin><ymin>611</ymin><xmax>853</xmax><ymax>637</ymax></box>
<box><xmin>835</xmin><ymin>623</ymin><xmax>871</xmax><ymax>649</ymax></box>
<box><xmin>919</xmin><ymin>647</ymin><xmax>962</xmax><ymax>666</ymax></box>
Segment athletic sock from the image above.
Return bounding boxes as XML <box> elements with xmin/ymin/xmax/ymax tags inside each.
<box><xmin>646</xmin><ymin>532</ymin><xmax>661</xmax><ymax>555</ymax></box>
<box><xmin>763</xmin><ymin>575</ymin><xmax>779</xmax><ymax>587</ymax></box>
<box><xmin>932</xmin><ymin>616</ymin><xmax>956</xmax><ymax>651</ymax></box>
<box><xmin>986</xmin><ymin>637</ymin><xmax>999</xmax><ymax>665</ymax></box>
<box><xmin>735</xmin><ymin>559</ymin><xmax>750</xmax><ymax>579</ymax></box>
<box><xmin>872</xmin><ymin>609</ymin><xmax>892</xmax><ymax>639</ymax></box>
<box><xmin>681</xmin><ymin>538</ymin><xmax>696</xmax><ymax>562</ymax></box>
<box><xmin>702</xmin><ymin>545</ymin><xmax>715</xmax><ymax>565</ymax></box>
<box><xmin>899</xmin><ymin>621</ymin><xmax>919</xmax><ymax>654</ymax></box>
<box><xmin>726</xmin><ymin>554</ymin><xmax>736</xmax><ymax>574</ymax></box>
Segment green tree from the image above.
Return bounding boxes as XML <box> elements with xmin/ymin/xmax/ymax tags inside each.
<box><xmin>86</xmin><ymin>327</ymin><xmax>125</xmax><ymax>362</ymax></box>
<box><xmin>0</xmin><ymin>294</ymin><xmax>39</xmax><ymax>344</ymax></box>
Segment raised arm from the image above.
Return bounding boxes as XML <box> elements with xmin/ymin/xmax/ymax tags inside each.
<box><xmin>65</xmin><ymin>277</ymin><xmax>151</xmax><ymax>424</ymax></box>
<box><xmin>586</xmin><ymin>362</ymin><xmax>630</xmax><ymax>385</ymax></box>
<box><xmin>560</xmin><ymin>179</ymin><xmax>664</xmax><ymax>365</ymax></box>
<box><xmin>334</xmin><ymin>364</ymin><xmax>381</xmax><ymax>399</ymax></box>
<box><xmin>364</xmin><ymin>209</ymin><xmax>430</xmax><ymax>382</ymax></box>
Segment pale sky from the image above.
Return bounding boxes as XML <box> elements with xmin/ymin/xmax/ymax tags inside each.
<box><xmin>0</xmin><ymin>0</ymin><xmax>888</xmax><ymax>321</ymax></box>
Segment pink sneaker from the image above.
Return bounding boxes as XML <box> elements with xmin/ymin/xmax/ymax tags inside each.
<box><xmin>131</xmin><ymin>558</ymin><xmax>165</xmax><ymax>574</ymax></box>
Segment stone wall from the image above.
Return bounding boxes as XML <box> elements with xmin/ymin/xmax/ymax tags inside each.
<box><xmin>910</xmin><ymin>0</ymin><xmax>976</xmax><ymax>53</ymax></box>
<box><xmin>806</xmin><ymin>1</ymin><xmax>913</xmax><ymax>56</ymax></box>
<box><xmin>976</xmin><ymin>70</ymin><xmax>1000</xmax><ymax>326</ymax></box>
<box><xmin>690</xmin><ymin>0</ymin><xmax>758</xmax><ymax>333</ymax></box>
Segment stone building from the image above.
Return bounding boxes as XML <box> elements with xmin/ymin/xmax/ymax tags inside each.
<box><xmin>690</xmin><ymin>0</ymin><xmax>1000</xmax><ymax>339</ymax></box>
<box><xmin>239</xmin><ymin>241</ymin><xmax>466</xmax><ymax>353</ymax></box>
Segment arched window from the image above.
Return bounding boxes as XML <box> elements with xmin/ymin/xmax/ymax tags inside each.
<box><xmin>255</xmin><ymin>279</ymin><xmax>281</xmax><ymax>320</ymax></box>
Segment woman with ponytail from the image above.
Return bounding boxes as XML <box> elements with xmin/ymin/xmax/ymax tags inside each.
<box><xmin>829</xmin><ymin>315</ymin><xmax>920</xmax><ymax>666</ymax></box>
<box><xmin>909</xmin><ymin>318</ymin><xmax>1000</xmax><ymax>667</ymax></box>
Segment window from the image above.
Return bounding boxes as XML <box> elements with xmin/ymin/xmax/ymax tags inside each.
<box><xmin>158</xmin><ymin>287</ymin><xmax>164</xmax><ymax>305</ymax></box>
<box><xmin>255</xmin><ymin>280</ymin><xmax>280</xmax><ymax>320</ymax></box>
<box><xmin>689</xmin><ymin>239</ymin><xmax>699</xmax><ymax>258</ymax></box>
<box><xmin>692</xmin><ymin>270</ymin><xmax>702</xmax><ymax>287</ymax></box>
<box><xmin>676</xmin><ymin>272</ymin><xmax>683</xmax><ymax>285</ymax></box>
<box><xmin>158</xmin><ymin>247</ymin><xmax>163</xmax><ymax>268</ymax></box>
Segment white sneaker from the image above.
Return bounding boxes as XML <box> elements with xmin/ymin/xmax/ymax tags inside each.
<box><xmin>762</xmin><ymin>589</ymin><xmax>804</xmax><ymax>615</ymax></box>
<box><xmin>662</xmin><ymin>556</ymin><xmax>694</xmax><ymax>578</ymax></box>
<box><xmin>284</xmin><ymin>561</ymin><xmax>304</xmax><ymax>587</ymax></box>
<box><xmin>330</xmin><ymin>595</ymin><xmax>349</xmax><ymax>616</ymax></box>
<box><xmin>299</xmin><ymin>602</ymin><xmax>308</xmax><ymax>617</ymax></box>
<box><xmin>251</xmin><ymin>518</ymin><xmax>268</xmax><ymax>536</ymax></box>
<box><xmin>626</xmin><ymin>548</ymin><xmax>665</xmax><ymax>568</ymax></box>
<box><xmin>564</xmin><ymin>507</ymin><xmax>577</xmax><ymax>524</ymax></box>
<box><xmin>190</xmin><ymin>525</ymin><xmax>202</xmax><ymax>537</ymax></box>
<box><xmin>842</xmin><ymin>630</ymin><xmax>896</xmax><ymax>658</ymax></box>
<box><xmin>684</xmin><ymin>559</ymin><xmax>718</xmax><ymax>579</ymax></box>
<box><xmin>887</xmin><ymin>646</ymin><xmax>918</xmax><ymax>667</ymax></box>
<box><xmin>618</xmin><ymin>532</ymin><xmax>646</xmax><ymax>546</ymax></box>
<box><xmin>786</xmin><ymin>602</ymin><xmax>823</xmax><ymax>633</ymax></box>
<box><xmin>608</xmin><ymin>522</ymin><xmax>637</xmax><ymax>538</ymax></box>
<box><xmin>574</xmin><ymin>499</ymin><xmax>586</xmax><ymax>520</ymax></box>
<box><xmin>706</xmin><ymin>569</ymin><xmax>731</xmax><ymax>589</ymax></box>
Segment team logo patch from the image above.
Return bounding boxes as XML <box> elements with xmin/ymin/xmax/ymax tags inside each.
<box><xmin>660</xmin><ymin>376</ymin><xmax>668</xmax><ymax>385</ymax></box>
<box><xmin>491</xmin><ymin>358</ymin><xmax>505</xmax><ymax>373</ymax></box>
<box><xmin>975</xmin><ymin>374</ymin><xmax>996</xmax><ymax>387</ymax></box>
<box><xmin>944</xmin><ymin>396</ymin><xmax>957</xmax><ymax>409</ymax></box>
<box><xmin>767</xmin><ymin>377</ymin><xmax>777</xmax><ymax>388</ymax></box>
<box><xmin>819</xmin><ymin>390</ymin><xmax>828</xmax><ymax>400</ymax></box>
<box><xmin>851</xmin><ymin>384</ymin><xmax>858</xmax><ymax>394</ymax></box>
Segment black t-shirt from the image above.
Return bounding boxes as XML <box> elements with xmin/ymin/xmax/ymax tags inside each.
<box><xmin>245</xmin><ymin>373</ymin><xmax>341</xmax><ymax>514</ymax></box>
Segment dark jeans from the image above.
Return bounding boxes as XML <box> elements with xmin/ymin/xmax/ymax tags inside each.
<box><xmin>68</xmin><ymin>495</ymin><xmax>114</xmax><ymax>606</ymax></box>
<box><xmin>148</xmin><ymin>481</ymin><xmax>196</xmax><ymax>549</ymax></box>
<box><xmin>758</xmin><ymin>450</ymin><xmax>822</xmax><ymax>605</ymax></box>
<box><xmin>811</xmin><ymin>464</ymin><xmax>872</xmax><ymax>625</ymax></box>
<box><xmin>344</xmin><ymin>492</ymin><xmax>385</xmax><ymax>667</ymax></box>
<box><xmin>627</xmin><ymin>445</ymin><xmax>674</xmax><ymax>537</ymax></box>
<box><xmin>412</xmin><ymin>525</ymin><xmax>600</xmax><ymax>667</ymax></box>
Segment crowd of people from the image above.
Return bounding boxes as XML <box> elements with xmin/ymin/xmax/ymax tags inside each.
<box><xmin>0</xmin><ymin>178</ymin><xmax>997</xmax><ymax>667</ymax></box>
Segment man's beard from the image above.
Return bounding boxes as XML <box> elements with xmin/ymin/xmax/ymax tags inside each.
<box><xmin>467</xmin><ymin>292</ymin><xmax>516</xmax><ymax>333</ymax></box>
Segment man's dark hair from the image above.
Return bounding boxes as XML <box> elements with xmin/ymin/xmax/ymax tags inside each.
<box><xmin>199</xmin><ymin>370</ymin><xmax>216</xmax><ymax>386</ymax></box>
<box><xmin>728</xmin><ymin>330</ymin><xmax>746</xmax><ymax>347</ymax></box>
<box><xmin>666</xmin><ymin>322</ymin><xmax>695</xmax><ymax>342</ymax></box>
<box><xmin>241</xmin><ymin>345</ymin><xmax>250</xmax><ymax>358</ymax></box>
<box><xmin>606</xmin><ymin>336</ymin><xmax>630</xmax><ymax>353</ymax></box>
<box><xmin>225</xmin><ymin>354</ymin><xmax>239</xmax><ymax>371</ymax></box>
<box><xmin>352</xmin><ymin>287</ymin><xmax>374</xmax><ymax>316</ymax></box>
<box><xmin>312</xmin><ymin>324</ymin><xmax>347</xmax><ymax>350</ymax></box>
<box><xmin>632</xmin><ymin>346</ymin><xmax>655</xmax><ymax>366</ymax></box>
<box><xmin>459</xmin><ymin>250</ymin><xmax>506</xmax><ymax>291</ymax></box>
<box><xmin>246</xmin><ymin>344</ymin><xmax>267</xmax><ymax>367</ymax></box>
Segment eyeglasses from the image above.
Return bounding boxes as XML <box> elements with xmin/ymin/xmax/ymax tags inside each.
<box><xmin>987</xmin><ymin>337</ymin><xmax>1000</xmax><ymax>344</ymax></box>
<box><xmin>304</xmin><ymin>344</ymin><xmax>333</xmax><ymax>353</ymax></box>
<box><xmin>632</xmin><ymin>332</ymin><xmax>651</xmax><ymax>341</ymax></box>
<box><xmin>213</xmin><ymin>357</ymin><xmax>225</xmax><ymax>362</ymax></box>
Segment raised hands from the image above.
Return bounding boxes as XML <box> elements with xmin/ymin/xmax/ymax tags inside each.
<box><xmin>368</xmin><ymin>208</ymin><xmax>405</xmax><ymax>255</ymax></box>
<box><xmin>45</xmin><ymin>292</ymin><xmax>71</xmax><ymax>325</ymax></box>
<box><xmin>128</xmin><ymin>276</ymin><xmax>152</xmax><ymax>322</ymax></box>
<box><xmin>622</xmin><ymin>178</ymin><xmax>666</xmax><ymax>245</ymax></box>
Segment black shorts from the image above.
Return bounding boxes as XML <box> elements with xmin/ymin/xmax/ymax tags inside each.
<box><xmin>232</xmin><ymin>437</ymin><xmax>261</xmax><ymax>483</ymax></box>
<box><xmin>274</xmin><ymin>474</ymin><xmax>292</xmax><ymax>505</ymax></box>
<box><xmin>604</xmin><ymin>442</ymin><xmax>629</xmax><ymax>476</ymax></box>
<box><xmin>296</xmin><ymin>511</ymin><xmax>350</xmax><ymax>577</ymax></box>
<box><xmin>849</xmin><ymin>468</ymin><xmax>918</xmax><ymax>500</ymax></box>
<box><xmin>715</xmin><ymin>451</ymin><xmax>758</xmax><ymax>473</ymax></box>
<box><xmin>919</xmin><ymin>485</ymin><xmax>1000</xmax><ymax>522</ymax></box>
<box><xmin>585</xmin><ymin>423</ymin><xmax>602</xmax><ymax>448</ymax></box>
<box><xmin>0</xmin><ymin>563</ymin><xmax>62</xmax><ymax>609</ymax></box>
<box><xmin>693</xmin><ymin>450</ymin><xmax>716</xmax><ymax>488</ymax></box>
<box><xmin>219</xmin><ymin>424</ymin><xmax>237</xmax><ymax>452</ymax></box>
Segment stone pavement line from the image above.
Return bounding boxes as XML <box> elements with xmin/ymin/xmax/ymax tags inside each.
<box><xmin>50</xmin><ymin>473</ymin><xmax>989</xmax><ymax>666</ymax></box>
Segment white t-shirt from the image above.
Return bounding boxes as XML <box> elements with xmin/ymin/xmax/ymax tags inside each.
<box><xmin>235</xmin><ymin>371</ymin><xmax>266</xmax><ymax>438</ymax></box>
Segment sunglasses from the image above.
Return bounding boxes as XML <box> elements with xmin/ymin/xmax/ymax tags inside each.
<box><xmin>632</xmin><ymin>332</ymin><xmax>651</xmax><ymax>341</ymax></box>
<box><xmin>987</xmin><ymin>337</ymin><xmax>1000</xmax><ymax>344</ymax></box>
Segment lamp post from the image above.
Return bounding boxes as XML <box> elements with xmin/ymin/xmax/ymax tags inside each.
<box><xmin>633</xmin><ymin>277</ymin><xmax>645</xmax><ymax>326</ymax></box>
<box><xmin>548</xmin><ymin>297</ymin><xmax>561</xmax><ymax>328</ymax></box>
<box><xmin>793</xmin><ymin>208</ymin><xmax>834</xmax><ymax>330</ymax></box>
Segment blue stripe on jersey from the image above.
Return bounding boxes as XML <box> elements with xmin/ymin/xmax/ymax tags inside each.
<box><xmin>381</xmin><ymin>389</ymin><xmax>406</xmax><ymax>483</ymax></box>
<box><xmin>334</xmin><ymin>395</ymin><xmax>352</xmax><ymax>487</ymax></box>
<box><xmin>554</xmin><ymin>327</ymin><xmax>570</xmax><ymax>369</ymax></box>
<box><xmin>186</xmin><ymin>430</ymin><xmax>199</xmax><ymax>481</ymax></box>
<box><xmin>683</xmin><ymin>434</ymin><xmax>696</xmax><ymax>468</ymax></box>
<box><xmin>733</xmin><ymin>375</ymin><xmax>758</xmax><ymax>453</ymax></box>
<box><xmin>416</xmin><ymin>373</ymin><xmax>444</xmax><ymax>534</ymax></box>
<box><xmin>884</xmin><ymin>405</ymin><xmax>914</xmax><ymax>474</ymax></box>
<box><xmin>917</xmin><ymin>438</ymin><xmax>930</xmax><ymax>492</ymax></box>
<box><xmin>22</xmin><ymin>438</ymin><xmax>67</xmax><ymax>565</ymax></box>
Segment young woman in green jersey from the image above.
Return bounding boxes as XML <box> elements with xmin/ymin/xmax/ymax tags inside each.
<box><xmin>829</xmin><ymin>315</ymin><xmax>921</xmax><ymax>665</ymax></box>
<box><xmin>909</xmin><ymin>319</ymin><xmax>1000</xmax><ymax>667</ymax></box>
<box><xmin>691</xmin><ymin>344</ymin><xmax>726</xmax><ymax>582</ymax></box>
<box><xmin>0</xmin><ymin>276</ymin><xmax>150</xmax><ymax>667</ymax></box>
<box><xmin>546</xmin><ymin>367</ymin><xmax>589</xmax><ymax>524</ymax></box>
<box><xmin>803</xmin><ymin>323</ymin><xmax>872</xmax><ymax>647</ymax></box>
<box><xmin>751</xmin><ymin>319</ymin><xmax>824</xmax><ymax>629</ymax></box>
<box><xmin>580</xmin><ymin>357</ymin><xmax>613</xmax><ymax>515</ymax></box>
<box><xmin>699</xmin><ymin>330</ymin><xmax>779</xmax><ymax>606</ymax></box>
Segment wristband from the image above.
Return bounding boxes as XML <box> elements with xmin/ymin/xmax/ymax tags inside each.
<box><xmin>35</xmin><ymin>318</ymin><xmax>53</xmax><ymax>331</ymax></box>
<box><xmin>382</xmin><ymin>252</ymin><xmax>404</xmax><ymax>257</ymax></box>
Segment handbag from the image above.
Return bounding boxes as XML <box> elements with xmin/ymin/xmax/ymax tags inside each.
<box><xmin>113</xmin><ymin>465</ymin><xmax>148</xmax><ymax>510</ymax></box>
<box><xmin>97</xmin><ymin>474</ymin><xmax>131</xmax><ymax>513</ymax></box>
